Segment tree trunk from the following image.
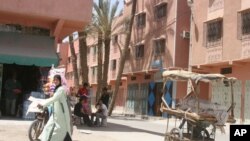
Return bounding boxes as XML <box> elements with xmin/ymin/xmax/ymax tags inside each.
<box><xmin>102</xmin><ymin>33</ymin><xmax>111</xmax><ymax>88</ymax></box>
<box><xmin>69</xmin><ymin>34</ymin><xmax>79</xmax><ymax>89</ymax></box>
<box><xmin>108</xmin><ymin>0</ymin><xmax>137</xmax><ymax>116</ymax></box>
<box><xmin>96</xmin><ymin>32</ymin><xmax>103</xmax><ymax>102</ymax></box>
<box><xmin>78</xmin><ymin>31</ymin><xmax>89</xmax><ymax>84</ymax></box>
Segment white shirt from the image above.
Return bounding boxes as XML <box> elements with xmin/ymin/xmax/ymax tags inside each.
<box><xmin>100</xmin><ymin>103</ymin><xmax>108</xmax><ymax>117</ymax></box>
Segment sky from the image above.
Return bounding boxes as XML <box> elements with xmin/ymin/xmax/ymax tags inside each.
<box><xmin>93</xmin><ymin>0</ymin><xmax>124</xmax><ymax>16</ymax></box>
<box><xmin>63</xmin><ymin>0</ymin><xmax>124</xmax><ymax>42</ymax></box>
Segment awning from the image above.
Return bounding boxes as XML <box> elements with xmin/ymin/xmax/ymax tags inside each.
<box><xmin>0</xmin><ymin>32</ymin><xmax>58</xmax><ymax>67</ymax></box>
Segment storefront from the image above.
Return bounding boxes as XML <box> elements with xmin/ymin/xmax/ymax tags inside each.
<box><xmin>0</xmin><ymin>31</ymin><xmax>58</xmax><ymax>118</ymax></box>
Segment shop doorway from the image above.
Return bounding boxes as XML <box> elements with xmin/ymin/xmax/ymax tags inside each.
<box><xmin>0</xmin><ymin>64</ymin><xmax>43</xmax><ymax>117</ymax></box>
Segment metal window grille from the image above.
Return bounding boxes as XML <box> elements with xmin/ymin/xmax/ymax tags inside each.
<box><xmin>112</xmin><ymin>35</ymin><xmax>118</xmax><ymax>44</ymax></box>
<box><xmin>0</xmin><ymin>24</ymin><xmax>50</xmax><ymax>36</ymax></box>
<box><xmin>155</xmin><ymin>3</ymin><xmax>167</xmax><ymax>19</ymax></box>
<box><xmin>154</xmin><ymin>39</ymin><xmax>165</xmax><ymax>55</ymax></box>
<box><xmin>242</xmin><ymin>11</ymin><xmax>250</xmax><ymax>40</ymax></box>
<box><xmin>220</xmin><ymin>67</ymin><xmax>232</xmax><ymax>74</ymax></box>
<box><xmin>111</xmin><ymin>59</ymin><xmax>117</xmax><ymax>70</ymax></box>
<box><xmin>237</xmin><ymin>10</ymin><xmax>250</xmax><ymax>40</ymax></box>
<box><xmin>92</xmin><ymin>45</ymin><xmax>97</xmax><ymax>55</ymax></box>
<box><xmin>135</xmin><ymin>44</ymin><xmax>144</xmax><ymax>58</ymax></box>
<box><xmin>203</xmin><ymin>19</ymin><xmax>223</xmax><ymax>47</ymax></box>
<box><xmin>125</xmin><ymin>48</ymin><xmax>131</xmax><ymax>60</ymax></box>
<box><xmin>136</xmin><ymin>13</ymin><xmax>146</xmax><ymax>27</ymax></box>
<box><xmin>91</xmin><ymin>67</ymin><xmax>95</xmax><ymax>76</ymax></box>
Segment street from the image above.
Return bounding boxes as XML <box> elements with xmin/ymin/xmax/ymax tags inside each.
<box><xmin>0</xmin><ymin>115</ymin><xmax>230</xmax><ymax>141</ymax></box>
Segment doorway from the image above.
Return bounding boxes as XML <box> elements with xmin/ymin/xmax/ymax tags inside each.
<box><xmin>0</xmin><ymin>64</ymin><xmax>41</xmax><ymax>117</ymax></box>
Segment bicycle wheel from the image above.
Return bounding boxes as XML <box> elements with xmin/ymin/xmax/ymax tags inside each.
<box><xmin>28</xmin><ymin>120</ymin><xmax>43</xmax><ymax>141</ymax></box>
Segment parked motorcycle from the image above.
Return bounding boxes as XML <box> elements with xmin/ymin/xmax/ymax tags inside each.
<box><xmin>28</xmin><ymin>108</ymin><xmax>49</xmax><ymax>141</ymax></box>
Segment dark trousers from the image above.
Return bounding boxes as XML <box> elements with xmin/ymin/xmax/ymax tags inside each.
<box><xmin>76</xmin><ymin>113</ymin><xmax>92</xmax><ymax>126</ymax></box>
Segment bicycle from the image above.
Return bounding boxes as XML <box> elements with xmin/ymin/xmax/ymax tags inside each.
<box><xmin>28</xmin><ymin>108</ymin><xmax>49</xmax><ymax>141</ymax></box>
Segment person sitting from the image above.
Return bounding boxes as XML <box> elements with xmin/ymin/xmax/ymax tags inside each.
<box><xmin>99</xmin><ymin>87</ymin><xmax>110</xmax><ymax>109</ymax></box>
<box><xmin>73</xmin><ymin>96</ymin><xmax>92</xmax><ymax>127</ymax></box>
<box><xmin>68</xmin><ymin>87</ymin><xmax>77</xmax><ymax>110</ymax></box>
<box><xmin>91</xmin><ymin>100</ymin><xmax>108</xmax><ymax>126</ymax></box>
<box><xmin>77</xmin><ymin>82</ymin><xmax>89</xmax><ymax>98</ymax></box>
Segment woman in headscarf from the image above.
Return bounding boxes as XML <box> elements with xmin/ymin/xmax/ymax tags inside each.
<box><xmin>38</xmin><ymin>74</ymin><xmax>72</xmax><ymax>141</ymax></box>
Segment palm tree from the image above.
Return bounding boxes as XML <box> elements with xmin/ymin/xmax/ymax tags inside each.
<box><xmin>78</xmin><ymin>28</ymin><xmax>89</xmax><ymax>84</ymax></box>
<box><xmin>93</xmin><ymin>0</ymin><xmax>119</xmax><ymax>100</ymax></box>
<box><xmin>69</xmin><ymin>34</ymin><xmax>79</xmax><ymax>89</ymax></box>
<box><xmin>108</xmin><ymin>0</ymin><xmax>137</xmax><ymax>115</ymax></box>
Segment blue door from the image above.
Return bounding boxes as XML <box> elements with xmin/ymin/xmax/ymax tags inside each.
<box><xmin>162</xmin><ymin>81</ymin><xmax>173</xmax><ymax>118</ymax></box>
<box><xmin>148</xmin><ymin>82</ymin><xmax>156</xmax><ymax>116</ymax></box>
<box><xmin>148</xmin><ymin>82</ymin><xmax>164</xmax><ymax>116</ymax></box>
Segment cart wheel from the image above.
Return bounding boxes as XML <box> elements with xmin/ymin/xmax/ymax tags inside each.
<box><xmin>169</xmin><ymin>128</ymin><xmax>183</xmax><ymax>141</ymax></box>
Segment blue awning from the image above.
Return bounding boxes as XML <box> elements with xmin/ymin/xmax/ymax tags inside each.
<box><xmin>0</xmin><ymin>32</ymin><xmax>58</xmax><ymax>67</ymax></box>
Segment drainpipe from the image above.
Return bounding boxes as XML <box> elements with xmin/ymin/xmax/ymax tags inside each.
<box><xmin>171</xmin><ymin>0</ymin><xmax>179</xmax><ymax>110</ymax></box>
<box><xmin>187</xmin><ymin>0</ymin><xmax>194</xmax><ymax>94</ymax></box>
<box><xmin>187</xmin><ymin>0</ymin><xmax>193</xmax><ymax>72</ymax></box>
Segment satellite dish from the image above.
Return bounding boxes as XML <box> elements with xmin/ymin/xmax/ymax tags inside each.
<box><xmin>187</xmin><ymin>0</ymin><xmax>193</xmax><ymax>7</ymax></box>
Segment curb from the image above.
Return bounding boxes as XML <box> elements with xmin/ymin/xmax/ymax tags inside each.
<box><xmin>110</xmin><ymin>113</ymin><xmax>167</xmax><ymax>121</ymax></box>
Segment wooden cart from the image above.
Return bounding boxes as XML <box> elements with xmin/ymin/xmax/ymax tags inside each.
<box><xmin>160</xmin><ymin>70</ymin><xmax>236</xmax><ymax>141</ymax></box>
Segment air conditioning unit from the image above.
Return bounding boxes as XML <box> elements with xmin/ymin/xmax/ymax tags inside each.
<box><xmin>182</xmin><ymin>30</ymin><xmax>190</xmax><ymax>39</ymax></box>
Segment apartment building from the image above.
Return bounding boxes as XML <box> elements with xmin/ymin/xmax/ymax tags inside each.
<box><xmin>117</xmin><ymin>0</ymin><xmax>191</xmax><ymax>116</ymax></box>
<box><xmin>189</xmin><ymin>0</ymin><xmax>250</xmax><ymax>123</ymax></box>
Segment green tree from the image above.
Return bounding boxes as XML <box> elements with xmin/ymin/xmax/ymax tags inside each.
<box><xmin>69</xmin><ymin>34</ymin><xmax>79</xmax><ymax>89</ymax></box>
<box><xmin>93</xmin><ymin>0</ymin><xmax>119</xmax><ymax>100</ymax></box>
<box><xmin>108</xmin><ymin>0</ymin><xmax>137</xmax><ymax>115</ymax></box>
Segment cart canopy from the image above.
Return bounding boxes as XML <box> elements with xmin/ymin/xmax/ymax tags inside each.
<box><xmin>162</xmin><ymin>70</ymin><xmax>236</xmax><ymax>84</ymax></box>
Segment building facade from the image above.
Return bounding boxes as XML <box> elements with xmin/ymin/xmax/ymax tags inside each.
<box><xmin>0</xmin><ymin>0</ymin><xmax>92</xmax><ymax>117</ymax></box>
<box><xmin>62</xmin><ymin>0</ymin><xmax>191</xmax><ymax>116</ymax></box>
<box><xmin>189</xmin><ymin>0</ymin><xmax>250</xmax><ymax>123</ymax></box>
<box><xmin>120</xmin><ymin>0</ymin><xmax>191</xmax><ymax>116</ymax></box>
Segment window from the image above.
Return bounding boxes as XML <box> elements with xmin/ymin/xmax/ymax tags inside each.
<box><xmin>91</xmin><ymin>66</ymin><xmax>98</xmax><ymax>76</ymax></box>
<box><xmin>131</xmin><ymin>76</ymin><xmax>136</xmax><ymax>81</ymax></box>
<box><xmin>68</xmin><ymin>57</ymin><xmax>71</xmax><ymax>63</ymax></box>
<box><xmin>112</xmin><ymin>35</ymin><xmax>118</xmax><ymax>44</ymax></box>
<box><xmin>0</xmin><ymin>24</ymin><xmax>50</xmax><ymax>36</ymax></box>
<box><xmin>111</xmin><ymin>59</ymin><xmax>117</xmax><ymax>70</ymax></box>
<box><xmin>242</xmin><ymin>11</ymin><xmax>250</xmax><ymax>35</ymax></box>
<box><xmin>92</xmin><ymin>45</ymin><xmax>97</xmax><ymax>55</ymax></box>
<box><xmin>87</xmin><ymin>47</ymin><xmax>90</xmax><ymax>54</ymax></box>
<box><xmin>91</xmin><ymin>67</ymin><xmax>95</xmax><ymax>76</ymax></box>
<box><xmin>125</xmin><ymin>48</ymin><xmax>131</xmax><ymax>60</ymax></box>
<box><xmin>155</xmin><ymin>3</ymin><xmax>167</xmax><ymax>19</ymax></box>
<box><xmin>207</xmin><ymin>20</ymin><xmax>222</xmax><ymax>42</ymax></box>
<box><xmin>144</xmin><ymin>74</ymin><xmax>151</xmax><ymax>80</ymax></box>
<box><xmin>204</xmin><ymin>19</ymin><xmax>223</xmax><ymax>47</ymax></box>
<box><xmin>135</xmin><ymin>44</ymin><xmax>144</xmax><ymax>58</ymax></box>
<box><xmin>220</xmin><ymin>67</ymin><xmax>232</xmax><ymax>74</ymax></box>
<box><xmin>136</xmin><ymin>13</ymin><xmax>146</xmax><ymax>27</ymax></box>
<box><xmin>154</xmin><ymin>39</ymin><xmax>165</xmax><ymax>55</ymax></box>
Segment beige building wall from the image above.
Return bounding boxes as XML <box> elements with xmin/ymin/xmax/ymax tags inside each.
<box><xmin>0</xmin><ymin>0</ymin><xmax>93</xmax><ymax>41</ymax></box>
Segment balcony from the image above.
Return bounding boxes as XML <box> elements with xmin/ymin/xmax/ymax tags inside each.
<box><xmin>0</xmin><ymin>0</ymin><xmax>92</xmax><ymax>40</ymax></box>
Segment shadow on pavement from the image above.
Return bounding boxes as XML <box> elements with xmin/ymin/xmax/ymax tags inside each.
<box><xmin>76</xmin><ymin>122</ymin><xmax>165</xmax><ymax>137</ymax></box>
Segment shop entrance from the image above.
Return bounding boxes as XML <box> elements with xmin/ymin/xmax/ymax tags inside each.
<box><xmin>0</xmin><ymin>64</ymin><xmax>46</xmax><ymax>117</ymax></box>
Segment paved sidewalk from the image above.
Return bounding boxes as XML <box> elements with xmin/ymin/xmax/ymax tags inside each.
<box><xmin>0</xmin><ymin>115</ymin><xmax>231</xmax><ymax>141</ymax></box>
